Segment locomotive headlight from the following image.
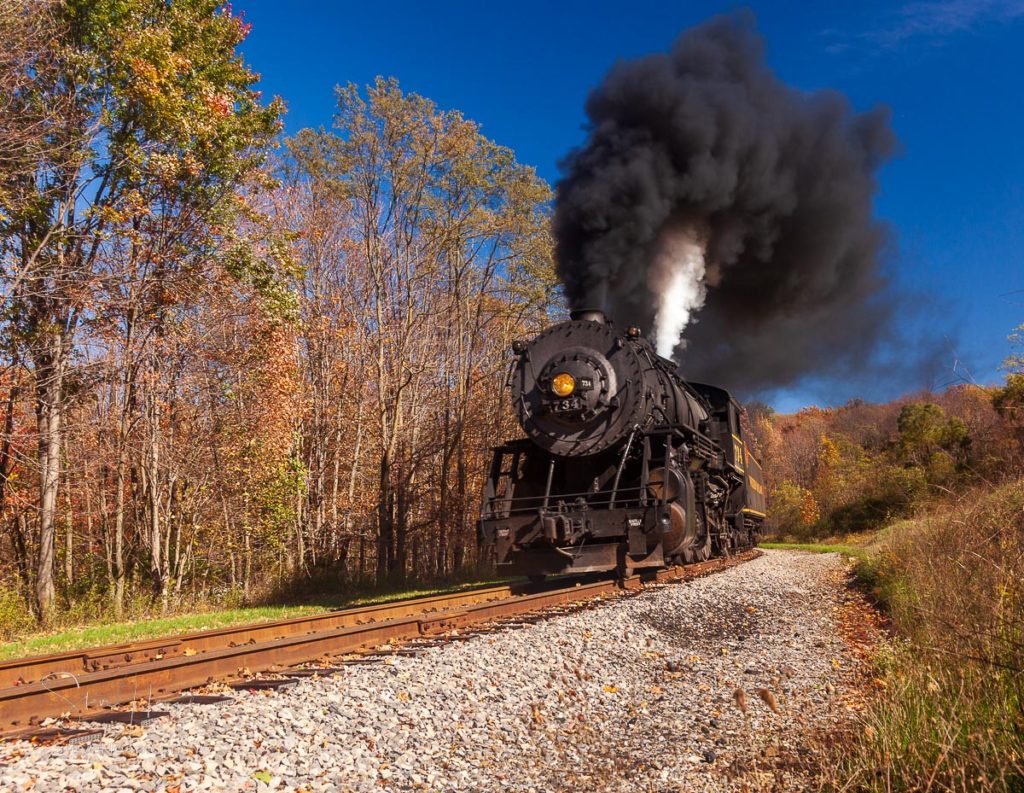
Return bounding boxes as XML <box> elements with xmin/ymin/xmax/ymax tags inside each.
<box><xmin>551</xmin><ymin>372</ymin><xmax>576</xmax><ymax>397</ymax></box>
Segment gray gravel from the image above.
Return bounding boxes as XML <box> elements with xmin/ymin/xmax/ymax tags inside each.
<box><xmin>0</xmin><ymin>550</ymin><xmax>874</xmax><ymax>792</ymax></box>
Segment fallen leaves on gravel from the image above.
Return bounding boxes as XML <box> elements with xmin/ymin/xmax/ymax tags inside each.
<box><xmin>733</xmin><ymin>687</ymin><xmax>748</xmax><ymax>713</ymax></box>
<box><xmin>757</xmin><ymin>687</ymin><xmax>781</xmax><ymax>714</ymax></box>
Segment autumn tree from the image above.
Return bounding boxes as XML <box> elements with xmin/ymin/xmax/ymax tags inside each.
<box><xmin>285</xmin><ymin>78</ymin><xmax>555</xmax><ymax>584</ymax></box>
<box><xmin>994</xmin><ymin>324</ymin><xmax>1024</xmax><ymax>458</ymax></box>
<box><xmin>0</xmin><ymin>13</ymin><xmax>561</xmax><ymax>631</ymax></box>
<box><xmin>0</xmin><ymin>0</ymin><xmax>281</xmax><ymax>620</ymax></box>
<box><xmin>896</xmin><ymin>403</ymin><xmax>970</xmax><ymax>481</ymax></box>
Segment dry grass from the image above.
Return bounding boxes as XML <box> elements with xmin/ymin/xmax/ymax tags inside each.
<box><xmin>823</xmin><ymin>479</ymin><xmax>1024</xmax><ymax>792</ymax></box>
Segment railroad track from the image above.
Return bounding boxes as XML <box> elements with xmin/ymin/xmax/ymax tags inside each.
<box><xmin>0</xmin><ymin>550</ymin><xmax>759</xmax><ymax>743</ymax></box>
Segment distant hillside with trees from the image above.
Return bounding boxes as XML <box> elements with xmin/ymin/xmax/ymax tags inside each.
<box><xmin>748</xmin><ymin>373</ymin><xmax>1023</xmax><ymax>542</ymax></box>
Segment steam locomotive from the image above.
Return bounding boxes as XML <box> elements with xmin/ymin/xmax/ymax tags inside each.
<box><xmin>477</xmin><ymin>310</ymin><xmax>764</xmax><ymax>578</ymax></box>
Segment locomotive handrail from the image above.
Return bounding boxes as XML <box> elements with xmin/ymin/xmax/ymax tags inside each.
<box><xmin>486</xmin><ymin>485</ymin><xmax>643</xmax><ymax>504</ymax></box>
<box><xmin>541</xmin><ymin>456</ymin><xmax>556</xmax><ymax>509</ymax></box>
<box><xmin>609</xmin><ymin>425</ymin><xmax>641</xmax><ymax>509</ymax></box>
<box><xmin>485</xmin><ymin>485</ymin><xmax>646</xmax><ymax>518</ymax></box>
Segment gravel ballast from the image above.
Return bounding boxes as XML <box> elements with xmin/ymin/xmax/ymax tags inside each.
<box><xmin>0</xmin><ymin>550</ymin><xmax>876</xmax><ymax>792</ymax></box>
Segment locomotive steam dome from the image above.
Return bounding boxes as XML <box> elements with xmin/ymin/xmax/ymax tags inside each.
<box><xmin>511</xmin><ymin>310</ymin><xmax>648</xmax><ymax>457</ymax></box>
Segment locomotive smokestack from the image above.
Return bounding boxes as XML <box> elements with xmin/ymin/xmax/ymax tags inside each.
<box><xmin>554</xmin><ymin>12</ymin><xmax>900</xmax><ymax>394</ymax></box>
<box><xmin>570</xmin><ymin>309</ymin><xmax>607</xmax><ymax>324</ymax></box>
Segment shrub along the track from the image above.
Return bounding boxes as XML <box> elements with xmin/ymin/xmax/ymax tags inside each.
<box><xmin>827</xmin><ymin>479</ymin><xmax>1024</xmax><ymax>792</ymax></box>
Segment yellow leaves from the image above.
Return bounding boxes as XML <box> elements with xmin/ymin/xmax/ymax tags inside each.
<box><xmin>818</xmin><ymin>433</ymin><xmax>840</xmax><ymax>468</ymax></box>
<box><xmin>800</xmin><ymin>488</ymin><xmax>821</xmax><ymax>526</ymax></box>
<box><xmin>397</xmin><ymin>690</ymin><xmax>410</xmax><ymax>702</ymax></box>
<box><xmin>182</xmin><ymin>647</ymin><xmax>197</xmax><ymax>657</ymax></box>
<box><xmin>602</xmin><ymin>685</ymin><xmax>618</xmax><ymax>694</ymax></box>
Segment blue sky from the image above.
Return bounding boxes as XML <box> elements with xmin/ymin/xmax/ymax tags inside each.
<box><xmin>234</xmin><ymin>0</ymin><xmax>1024</xmax><ymax>411</ymax></box>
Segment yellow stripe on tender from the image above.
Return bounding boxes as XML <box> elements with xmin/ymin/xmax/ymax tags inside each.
<box><xmin>741</xmin><ymin>508</ymin><xmax>766</xmax><ymax>517</ymax></box>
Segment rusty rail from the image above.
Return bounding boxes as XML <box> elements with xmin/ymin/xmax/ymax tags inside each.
<box><xmin>0</xmin><ymin>583</ymin><xmax>523</xmax><ymax>690</ymax></box>
<box><xmin>0</xmin><ymin>550</ymin><xmax>758</xmax><ymax>735</ymax></box>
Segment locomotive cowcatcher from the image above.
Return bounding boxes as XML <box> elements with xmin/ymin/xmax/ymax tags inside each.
<box><xmin>477</xmin><ymin>310</ymin><xmax>764</xmax><ymax>579</ymax></box>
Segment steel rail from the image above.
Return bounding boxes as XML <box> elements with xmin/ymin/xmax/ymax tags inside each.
<box><xmin>0</xmin><ymin>551</ymin><xmax>759</xmax><ymax>736</ymax></box>
<box><xmin>0</xmin><ymin>583</ymin><xmax>525</xmax><ymax>689</ymax></box>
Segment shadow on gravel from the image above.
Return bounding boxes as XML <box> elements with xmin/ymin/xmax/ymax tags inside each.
<box><xmin>637</xmin><ymin>599</ymin><xmax>764</xmax><ymax>646</ymax></box>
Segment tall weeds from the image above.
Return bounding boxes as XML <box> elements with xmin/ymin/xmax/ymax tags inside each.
<box><xmin>831</xmin><ymin>480</ymin><xmax>1024</xmax><ymax>792</ymax></box>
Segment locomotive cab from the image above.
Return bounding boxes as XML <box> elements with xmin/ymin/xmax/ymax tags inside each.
<box><xmin>689</xmin><ymin>383</ymin><xmax>766</xmax><ymax>548</ymax></box>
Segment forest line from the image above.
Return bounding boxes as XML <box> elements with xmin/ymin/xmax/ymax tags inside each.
<box><xmin>0</xmin><ymin>0</ymin><xmax>556</xmax><ymax>629</ymax></box>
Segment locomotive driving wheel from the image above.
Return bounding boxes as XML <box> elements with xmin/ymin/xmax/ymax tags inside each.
<box><xmin>660</xmin><ymin>501</ymin><xmax>696</xmax><ymax>562</ymax></box>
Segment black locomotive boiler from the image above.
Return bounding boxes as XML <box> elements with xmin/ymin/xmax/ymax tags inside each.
<box><xmin>477</xmin><ymin>310</ymin><xmax>765</xmax><ymax>578</ymax></box>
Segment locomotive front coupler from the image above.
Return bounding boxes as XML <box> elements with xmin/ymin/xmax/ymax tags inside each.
<box><xmin>538</xmin><ymin>505</ymin><xmax>588</xmax><ymax>544</ymax></box>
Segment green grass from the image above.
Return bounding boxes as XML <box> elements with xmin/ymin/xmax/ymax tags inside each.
<box><xmin>0</xmin><ymin>578</ymin><xmax>507</xmax><ymax>661</ymax></box>
<box><xmin>760</xmin><ymin>541</ymin><xmax>869</xmax><ymax>560</ymax></box>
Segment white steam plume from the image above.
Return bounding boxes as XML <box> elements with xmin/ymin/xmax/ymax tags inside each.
<box><xmin>650</xmin><ymin>227</ymin><xmax>708</xmax><ymax>358</ymax></box>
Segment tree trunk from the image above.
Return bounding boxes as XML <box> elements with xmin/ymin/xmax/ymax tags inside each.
<box><xmin>112</xmin><ymin>306</ymin><xmax>138</xmax><ymax>616</ymax></box>
<box><xmin>34</xmin><ymin>341</ymin><xmax>64</xmax><ymax>623</ymax></box>
<box><xmin>14</xmin><ymin>514</ymin><xmax>31</xmax><ymax>597</ymax></box>
<box><xmin>395</xmin><ymin>471</ymin><xmax>407</xmax><ymax>586</ymax></box>
<box><xmin>0</xmin><ymin>381</ymin><xmax>31</xmax><ymax>596</ymax></box>
<box><xmin>376</xmin><ymin>449</ymin><xmax>393</xmax><ymax>584</ymax></box>
<box><xmin>63</xmin><ymin>480</ymin><xmax>73</xmax><ymax>585</ymax></box>
<box><xmin>437</xmin><ymin>409</ymin><xmax>452</xmax><ymax>577</ymax></box>
<box><xmin>112</xmin><ymin>442</ymin><xmax>128</xmax><ymax>615</ymax></box>
<box><xmin>453</xmin><ymin>432</ymin><xmax>468</xmax><ymax>574</ymax></box>
<box><xmin>147</xmin><ymin>393</ymin><xmax>164</xmax><ymax>605</ymax></box>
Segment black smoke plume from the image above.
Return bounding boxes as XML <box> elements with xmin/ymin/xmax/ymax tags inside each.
<box><xmin>554</xmin><ymin>12</ymin><xmax>900</xmax><ymax>395</ymax></box>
